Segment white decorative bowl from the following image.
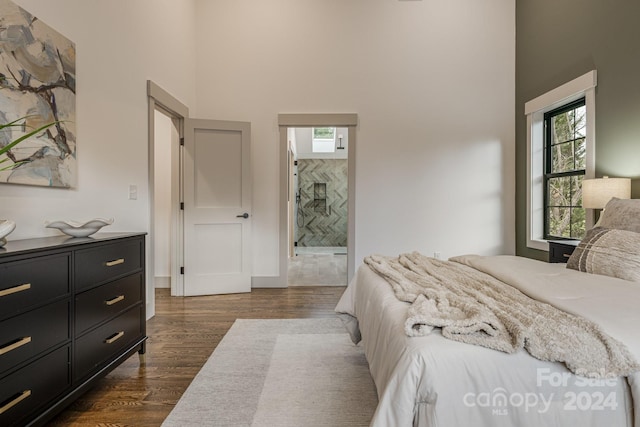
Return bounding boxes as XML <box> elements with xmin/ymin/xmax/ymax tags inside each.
<box><xmin>0</xmin><ymin>219</ymin><xmax>16</xmax><ymax>247</ymax></box>
<box><xmin>45</xmin><ymin>218</ymin><xmax>114</xmax><ymax>238</ymax></box>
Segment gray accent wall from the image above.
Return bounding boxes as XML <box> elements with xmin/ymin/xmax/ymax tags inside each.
<box><xmin>516</xmin><ymin>0</ymin><xmax>640</xmax><ymax>260</ymax></box>
<box><xmin>296</xmin><ymin>159</ymin><xmax>348</xmax><ymax>247</ymax></box>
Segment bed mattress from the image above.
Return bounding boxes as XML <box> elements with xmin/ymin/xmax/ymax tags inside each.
<box><xmin>335</xmin><ymin>255</ymin><xmax>640</xmax><ymax>427</ymax></box>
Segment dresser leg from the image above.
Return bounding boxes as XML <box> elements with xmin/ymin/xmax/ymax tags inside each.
<box><xmin>138</xmin><ymin>340</ymin><xmax>147</xmax><ymax>355</ymax></box>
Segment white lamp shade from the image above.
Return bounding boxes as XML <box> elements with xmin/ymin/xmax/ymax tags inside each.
<box><xmin>582</xmin><ymin>177</ymin><xmax>631</xmax><ymax>209</ymax></box>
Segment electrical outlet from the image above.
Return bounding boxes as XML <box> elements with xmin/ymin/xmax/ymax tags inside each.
<box><xmin>433</xmin><ymin>252</ymin><xmax>441</xmax><ymax>260</ymax></box>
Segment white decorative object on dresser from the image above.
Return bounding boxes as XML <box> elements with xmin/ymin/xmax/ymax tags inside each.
<box><xmin>0</xmin><ymin>220</ymin><xmax>15</xmax><ymax>248</ymax></box>
<box><xmin>44</xmin><ymin>218</ymin><xmax>114</xmax><ymax>238</ymax></box>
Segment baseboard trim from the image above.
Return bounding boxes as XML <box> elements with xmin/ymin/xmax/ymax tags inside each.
<box><xmin>251</xmin><ymin>275</ymin><xmax>286</xmax><ymax>288</ymax></box>
<box><xmin>155</xmin><ymin>276</ymin><xmax>170</xmax><ymax>288</ymax></box>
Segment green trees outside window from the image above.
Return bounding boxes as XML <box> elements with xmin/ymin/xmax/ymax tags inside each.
<box><xmin>544</xmin><ymin>99</ymin><xmax>586</xmax><ymax>239</ymax></box>
<box><xmin>313</xmin><ymin>127</ymin><xmax>335</xmax><ymax>140</ymax></box>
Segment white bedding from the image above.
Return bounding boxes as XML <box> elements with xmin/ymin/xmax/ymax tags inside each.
<box><xmin>335</xmin><ymin>255</ymin><xmax>640</xmax><ymax>427</ymax></box>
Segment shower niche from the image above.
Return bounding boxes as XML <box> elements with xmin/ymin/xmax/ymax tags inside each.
<box><xmin>313</xmin><ymin>182</ymin><xmax>327</xmax><ymax>214</ymax></box>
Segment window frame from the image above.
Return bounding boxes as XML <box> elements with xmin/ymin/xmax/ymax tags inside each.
<box><xmin>311</xmin><ymin>127</ymin><xmax>336</xmax><ymax>153</ymax></box>
<box><xmin>525</xmin><ymin>71</ymin><xmax>597</xmax><ymax>251</ymax></box>
<box><xmin>543</xmin><ymin>98</ymin><xmax>586</xmax><ymax>240</ymax></box>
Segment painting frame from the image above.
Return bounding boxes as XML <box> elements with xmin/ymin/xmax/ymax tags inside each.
<box><xmin>0</xmin><ymin>0</ymin><xmax>76</xmax><ymax>188</ymax></box>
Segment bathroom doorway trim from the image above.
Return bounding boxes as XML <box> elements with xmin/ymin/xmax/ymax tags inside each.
<box><xmin>275</xmin><ymin>113</ymin><xmax>358</xmax><ymax>287</ymax></box>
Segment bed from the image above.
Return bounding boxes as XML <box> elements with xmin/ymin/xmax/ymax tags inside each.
<box><xmin>335</xmin><ymin>197</ymin><xmax>640</xmax><ymax>427</ymax></box>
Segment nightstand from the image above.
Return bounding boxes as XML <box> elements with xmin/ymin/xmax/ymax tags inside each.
<box><xmin>548</xmin><ymin>240</ymin><xmax>580</xmax><ymax>263</ymax></box>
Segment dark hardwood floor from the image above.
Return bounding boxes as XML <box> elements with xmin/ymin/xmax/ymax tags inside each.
<box><xmin>47</xmin><ymin>286</ymin><xmax>346</xmax><ymax>426</ymax></box>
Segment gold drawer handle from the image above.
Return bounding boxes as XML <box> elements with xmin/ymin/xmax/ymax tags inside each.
<box><xmin>105</xmin><ymin>295</ymin><xmax>125</xmax><ymax>306</ymax></box>
<box><xmin>105</xmin><ymin>258</ymin><xmax>125</xmax><ymax>267</ymax></box>
<box><xmin>0</xmin><ymin>283</ymin><xmax>31</xmax><ymax>298</ymax></box>
<box><xmin>0</xmin><ymin>336</ymin><xmax>32</xmax><ymax>356</ymax></box>
<box><xmin>105</xmin><ymin>331</ymin><xmax>125</xmax><ymax>344</ymax></box>
<box><xmin>0</xmin><ymin>390</ymin><xmax>32</xmax><ymax>415</ymax></box>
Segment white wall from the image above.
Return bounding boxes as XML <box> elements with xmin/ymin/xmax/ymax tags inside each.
<box><xmin>3</xmin><ymin>0</ymin><xmax>197</xmax><ymax>316</ymax></box>
<box><xmin>1</xmin><ymin>0</ymin><xmax>515</xmax><ymax>285</ymax></box>
<box><xmin>195</xmin><ymin>0</ymin><xmax>516</xmax><ymax>274</ymax></box>
<box><xmin>2</xmin><ymin>0</ymin><xmax>197</xmax><ymax>242</ymax></box>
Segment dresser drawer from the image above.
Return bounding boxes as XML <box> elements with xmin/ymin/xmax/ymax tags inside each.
<box><xmin>0</xmin><ymin>300</ymin><xmax>70</xmax><ymax>376</ymax></box>
<box><xmin>0</xmin><ymin>345</ymin><xmax>70</xmax><ymax>427</ymax></box>
<box><xmin>75</xmin><ymin>238</ymin><xmax>143</xmax><ymax>291</ymax></box>
<box><xmin>548</xmin><ymin>240</ymin><xmax>579</xmax><ymax>263</ymax></box>
<box><xmin>74</xmin><ymin>306</ymin><xmax>143</xmax><ymax>382</ymax></box>
<box><xmin>0</xmin><ymin>253</ymin><xmax>70</xmax><ymax>320</ymax></box>
<box><xmin>75</xmin><ymin>273</ymin><xmax>143</xmax><ymax>335</ymax></box>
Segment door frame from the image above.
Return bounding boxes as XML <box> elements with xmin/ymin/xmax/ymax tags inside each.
<box><xmin>147</xmin><ymin>81</ymin><xmax>189</xmax><ymax>303</ymax></box>
<box><xmin>278</xmin><ymin>113</ymin><xmax>358</xmax><ymax>286</ymax></box>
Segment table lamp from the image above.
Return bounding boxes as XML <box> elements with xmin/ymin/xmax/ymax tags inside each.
<box><xmin>582</xmin><ymin>176</ymin><xmax>631</xmax><ymax>209</ymax></box>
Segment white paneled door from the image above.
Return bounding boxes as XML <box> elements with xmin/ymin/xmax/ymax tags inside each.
<box><xmin>183</xmin><ymin>119</ymin><xmax>251</xmax><ymax>296</ymax></box>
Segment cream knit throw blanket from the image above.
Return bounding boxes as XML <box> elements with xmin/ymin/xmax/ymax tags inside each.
<box><xmin>364</xmin><ymin>252</ymin><xmax>640</xmax><ymax>378</ymax></box>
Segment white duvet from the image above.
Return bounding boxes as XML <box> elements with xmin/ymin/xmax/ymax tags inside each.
<box><xmin>335</xmin><ymin>255</ymin><xmax>640</xmax><ymax>427</ymax></box>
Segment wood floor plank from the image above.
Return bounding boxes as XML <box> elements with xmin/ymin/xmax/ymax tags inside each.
<box><xmin>46</xmin><ymin>286</ymin><xmax>346</xmax><ymax>426</ymax></box>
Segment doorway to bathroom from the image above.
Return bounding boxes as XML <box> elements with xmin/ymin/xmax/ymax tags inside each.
<box><xmin>287</xmin><ymin>126</ymin><xmax>349</xmax><ymax>286</ymax></box>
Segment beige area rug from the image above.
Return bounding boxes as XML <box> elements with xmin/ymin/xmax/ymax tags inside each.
<box><xmin>161</xmin><ymin>318</ymin><xmax>378</xmax><ymax>427</ymax></box>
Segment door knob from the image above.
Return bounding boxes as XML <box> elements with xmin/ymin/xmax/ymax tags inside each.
<box><xmin>236</xmin><ymin>213</ymin><xmax>249</xmax><ymax>219</ymax></box>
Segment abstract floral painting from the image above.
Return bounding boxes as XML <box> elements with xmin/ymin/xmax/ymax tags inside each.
<box><xmin>0</xmin><ymin>0</ymin><xmax>76</xmax><ymax>187</ymax></box>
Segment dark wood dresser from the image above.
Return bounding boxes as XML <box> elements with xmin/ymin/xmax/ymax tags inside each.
<box><xmin>0</xmin><ymin>232</ymin><xmax>147</xmax><ymax>426</ymax></box>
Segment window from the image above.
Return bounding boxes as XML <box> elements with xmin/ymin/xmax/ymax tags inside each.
<box><xmin>544</xmin><ymin>99</ymin><xmax>586</xmax><ymax>239</ymax></box>
<box><xmin>312</xmin><ymin>127</ymin><xmax>335</xmax><ymax>153</ymax></box>
<box><xmin>524</xmin><ymin>70</ymin><xmax>596</xmax><ymax>251</ymax></box>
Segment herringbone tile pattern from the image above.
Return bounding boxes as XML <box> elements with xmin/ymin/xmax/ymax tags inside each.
<box><xmin>296</xmin><ymin>159</ymin><xmax>348</xmax><ymax>247</ymax></box>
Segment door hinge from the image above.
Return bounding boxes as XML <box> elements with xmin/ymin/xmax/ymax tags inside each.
<box><xmin>180</xmin><ymin>267</ymin><xmax>184</xmax><ymax>275</ymax></box>
<box><xmin>180</xmin><ymin>202</ymin><xmax>184</xmax><ymax>210</ymax></box>
<box><xmin>180</xmin><ymin>137</ymin><xmax>185</xmax><ymax>146</ymax></box>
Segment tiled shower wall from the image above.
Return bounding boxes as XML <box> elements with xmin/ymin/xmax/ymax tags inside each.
<box><xmin>296</xmin><ymin>159</ymin><xmax>348</xmax><ymax>247</ymax></box>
